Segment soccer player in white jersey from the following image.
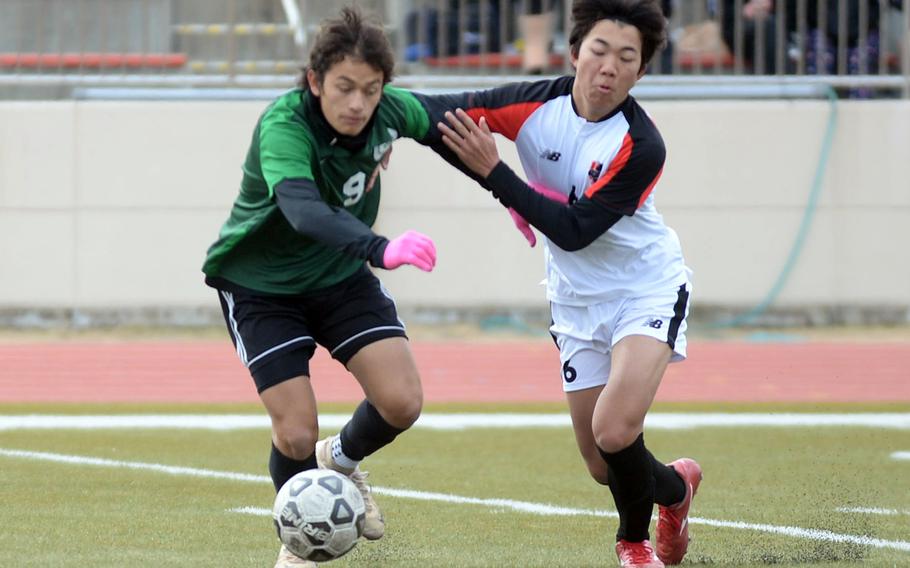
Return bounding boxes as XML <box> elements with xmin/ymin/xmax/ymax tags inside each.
<box><xmin>433</xmin><ymin>1</ymin><xmax>702</xmax><ymax>565</ymax></box>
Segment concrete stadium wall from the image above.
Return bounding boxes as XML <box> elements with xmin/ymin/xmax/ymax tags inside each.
<box><xmin>1</xmin><ymin>99</ymin><xmax>908</xmax><ymax>324</ymax></box>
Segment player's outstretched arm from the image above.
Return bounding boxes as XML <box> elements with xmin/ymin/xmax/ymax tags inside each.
<box><xmin>275</xmin><ymin>179</ymin><xmax>435</xmax><ymax>272</ymax></box>
<box><xmin>439</xmin><ymin>109</ymin><xmax>624</xmax><ymax>251</ymax></box>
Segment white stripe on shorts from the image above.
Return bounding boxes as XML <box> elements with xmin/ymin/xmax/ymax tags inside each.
<box><xmin>246</xmin><ymin>335</ymin><xmax>314</xmax><ymax>368</ymax></box>
<box><xmin>378</xmin><ymin>279</ymin><xmax>406</xmax><ymax>328</ymax></box>
<box><xmin>330</xmin><ymin>325</ymin><xmax>406</xmax><ymax>356</ymax></box>
<box><xmin>220</xmin><ymin>290</ymin><xmax>313</xmax><ymax>369</ymax></box>
<box><xmin>220</xmin><ymin>291</ymin><xmax>248</xmax><ymax>365</ymax></box>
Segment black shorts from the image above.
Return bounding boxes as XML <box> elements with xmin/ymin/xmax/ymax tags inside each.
<box><xmin>215</xmin><ymin>267</ymin><xmax>407</xmax><ymax>393</ymax></box>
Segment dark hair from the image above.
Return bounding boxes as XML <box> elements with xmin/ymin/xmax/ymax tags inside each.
<box><xmin>569</xmin><ymin>0</ymin><xmax>667</xmax><ymax>71</ymax></box>
<box><xmin>298</xmin><ymin>6</ymin><xmax>394</xmax><ymax>87</ymax></box>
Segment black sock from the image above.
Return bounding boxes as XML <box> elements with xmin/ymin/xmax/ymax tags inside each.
<box><xmin>649</xmin><ymin>450</ymin><xmax>686</xmax><ymax>506</ymax></box>
<box><xmin>599</xmin><ymin>433</ymin><xmax>654</xmax><ymax>542</ymax></box>
<box><xmin>339</xmin><ymin>399</ymin><xmax>407</xmax><ymax>461</ymax></box>
<box><xmin>269</xmin><ymin>443</ymin><xmax>317</xmax><ymax>492</ymax></box>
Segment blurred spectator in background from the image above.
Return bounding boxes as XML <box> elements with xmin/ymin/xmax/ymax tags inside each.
<box><xmin>657</xmin><ymin>0</ymin><xmax>674</xmax><ymax>72</ymax></box>
<box><xmin>518</xmin><ymin>0</ymin><xmax>556</xmax><ymax>74</ymax></box>
<box><xmin>718</xmin><ymin>0</ymin><xmax>901</xmax><ymax>86</ymax></box>
<box><xmin>803</xmin><ymin>0</ymin><xmax>904</xmax><ymax>97</ymax></box>
<box><xmin>719</xmin><ymin>0</ymin><xmax>795</xmax><ymax>73</ymax></box>
<box><xmin>405</xmin><ymin>0</ymin><xmax>503</xmax><ymax>61</ymax></box>
<box><xmin>803</xmin><ymin>0</ymin><xmax>886</xmax><ymax>73</ymax></box>
<box><xmin>405</xmin><ymin>0</ymin><xmax>674</xmax><ymax>75</ymax></box>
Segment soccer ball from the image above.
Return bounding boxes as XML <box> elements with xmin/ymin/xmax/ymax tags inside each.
<box><xmin>273</xmin><ymin>469</ymin><xmax>366</xmax><ymax>562</ymax></box>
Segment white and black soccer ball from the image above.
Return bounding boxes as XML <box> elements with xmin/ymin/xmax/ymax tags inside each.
<box><xmin>272</xmin><ymin>469</ymin><xmax>366</xmax><ymax>562</ymax></box>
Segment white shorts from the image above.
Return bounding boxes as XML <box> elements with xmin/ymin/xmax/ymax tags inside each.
<box><xmin>549</xmin><ymin>283</ymin><xmax>691</xmax><ymax>393</ymax></box>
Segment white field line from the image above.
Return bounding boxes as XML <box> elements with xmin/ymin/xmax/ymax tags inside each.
<box><xmin>891</xmin><ymin>451</ymin><xmax>910</xmax><ymax>460</ymax></box>
<box><xmin>2</xmin><ymin>447</ymin><xmax>909</xmax><ymax>554</ymax></box>
<box><xmin>0</xmin><ymin>412</ymin><xmax>909</xmax><ymax>431</ymax></box>
<box><xmin>837</xmin><ymin>507</ymin><xmax>910</xmax><ymax>516</ymax></box>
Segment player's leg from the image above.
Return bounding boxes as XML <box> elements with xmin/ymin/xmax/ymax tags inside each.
<box><xmin>566</xmin><ymin>379</ymin><xmax>689</xmax><ymax>500</ymax></box>
<box><xmin>598</xmin><ymin>338</ymin><xmax>699</xmax><ymax>566</ymax></box>
<box><xmin>260</xmin><ymin>377</ymin><xmax>320</xmax><ymax>489</ymax></box>
<box><xmin>310</xmin><ymin>269</ymin><xmax>417</xmax><ymax>540</ymax></box>
<box><xmin>217</xmin><ymin>289</ymin><xmax>321</xmax><ymax>490</ymax></box>
<box><xmin>553</xmin><ymin>301</ymin><xmax>664</xmax><ymax>566</ymax></box>
<box><xmin>215</xmin><ymin>290</ymin><xmax>320</xmax><ymax>568</ymax></box>
<box><xmin>266</xmin><ymin>379</ymin><xmax>320</xmax><ymax>568</ymax></box>
<box><xmin>553</xmin><ymin>303</ymin><xmax>612</xmax><ymax>484</ymax></box>
<box><xmin>597</xmin><ymin>284</ymin><xmax>696</xmax><ymax>566</ymax></box>
<box><xmin>317</xmin><ymin>337</ymin><xmax>420</xmax><ymax>540</ymax></box>
<box><xmin>594</xmin><ymin>334</ymin><xmax>671</xmax><ymax>566</ymax></box>
<box><xmin>346</xmin><ymin>336</ymin><xmax>423</xmax><ymax>438</ymax></box>
<box><xmin>320</xmin><ymin>336</ymin><xmax>421</xmax><ymax>474</ymax></box>
<box><xmin>614</xmin><ymin>285</ymin><xmax>701</xmax><ymax>565</ymax></box>
<box><xmin>565</xmin><ymin>384</ymin><xmax>609</xmax><ymax>485</ymax></box>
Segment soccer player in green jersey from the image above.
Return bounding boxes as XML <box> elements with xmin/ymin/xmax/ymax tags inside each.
<box><xmin>202</xmin><ymin>8</ymin><xmax>445</xmax><ymax>567</ymax></box>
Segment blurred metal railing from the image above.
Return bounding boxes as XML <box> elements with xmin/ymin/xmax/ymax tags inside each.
<box><xmin>0</xmin><ymin>0</ymin><xmax>908</xmax><ymax>98</ymax></box>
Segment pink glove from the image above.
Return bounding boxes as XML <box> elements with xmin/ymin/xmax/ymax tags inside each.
<box><xmin>509</xmin><ymin>208</ymin><xmax>537</xmax><ymax>247</ymax></box>
<box><xmin>508</xmin><ymin>182</ymin><xmax>569</xmax><ymax>247</ymax></box>
<box><xmin>383</xmin><ymin>230</ymin><xmax>437</xmax><ymax>272</ymax></box>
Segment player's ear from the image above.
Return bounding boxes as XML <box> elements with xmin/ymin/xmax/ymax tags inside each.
<box><xmin>306</xmin><ymin>69</ymin><xmax>321</xmax><ymax>96</ymax></box>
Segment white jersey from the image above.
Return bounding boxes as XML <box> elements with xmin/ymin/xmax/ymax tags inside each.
<box><xmin>421</xmin><ymin>77</ymin><xmax>689</xmax><ymax>306</ymax></box>
<box><xmin>516</xmin><ymin>92</ymin><xmax>687</xmax><ymax>305</ymax></box>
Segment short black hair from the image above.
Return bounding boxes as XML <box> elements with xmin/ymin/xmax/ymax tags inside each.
<box><xmin>299</xmin><ymin>6</ymin><xmax>394</xmax><ymax>87</ymax></box>
<box><xmin>569</xmin><ymin>0</ymin><xmax>667</xmax><ymax>72</ymax></box>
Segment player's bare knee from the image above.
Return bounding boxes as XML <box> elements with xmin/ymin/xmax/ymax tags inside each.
<box><xmin>381</xmin><ymin>394</ymin><xmax>422</xmax><ymax>429</ymax></box>
<box><xmin>594</xmin><ymin>427</ymin><xmax>640</xmax><ymax>454</ymax></box>
<box><xmin>273</xmin><ymin>424</ymin><xmax>318</xmax><ymax>459</ymax></box>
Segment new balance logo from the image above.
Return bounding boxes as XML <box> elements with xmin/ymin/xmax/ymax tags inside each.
<box><xmin>540</xmin><ymin>149</ymin><xmax>561</xmax><ymax>161</ymax></box>
<box><xmin>644</xmin><ymin>318</ymin><xmax>663</xmax><ymax>329</ymax></box>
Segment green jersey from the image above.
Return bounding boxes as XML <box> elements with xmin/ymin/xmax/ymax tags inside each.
<box><xmin>202</xmin><ymin>85</ymin><xmax>430</xmax><ymax>294</ymax></box>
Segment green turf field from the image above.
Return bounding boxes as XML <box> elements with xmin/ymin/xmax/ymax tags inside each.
<box><xmin>1</xmin><ymin>403</ymin><xmax>908</xmax><ymax>567</ymax></box>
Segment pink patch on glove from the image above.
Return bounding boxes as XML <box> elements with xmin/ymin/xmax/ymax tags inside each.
<box><xmin>528</xmin><ymin>182</ymin><xmax>569</xmax><ymax>204</ymax></box>
<box><xmin>383</xmin><ymin>230</ymin><xmax>437</xmax><ymax>272</ymax></box>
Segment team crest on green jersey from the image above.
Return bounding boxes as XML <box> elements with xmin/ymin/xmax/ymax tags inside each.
<box><xmin>373</xmin><ymin>128</ymin><xmax>398</xmax><ymax>161</ymax></box>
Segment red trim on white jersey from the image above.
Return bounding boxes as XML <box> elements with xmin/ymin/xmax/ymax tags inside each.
<box><xmin>466</xmin><ymin>102</ymin><xmax>543</xmax><ymax>142</ymax></box>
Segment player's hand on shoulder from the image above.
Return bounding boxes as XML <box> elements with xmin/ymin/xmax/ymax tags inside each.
<box><xmin>438</xmin><ymin>109</ymin><xmax>501</xmax><ymax>178</ymax></box>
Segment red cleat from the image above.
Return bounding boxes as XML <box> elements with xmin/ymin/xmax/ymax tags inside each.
<box><xmin>655</xmin><ymin>458</ymin><xmax>703</xmax><ymax>565</ymax></box>
<box><xmin>615</xmin><ymin>539</ymin><xmax>665</xmax><ymax>567</ymax></box>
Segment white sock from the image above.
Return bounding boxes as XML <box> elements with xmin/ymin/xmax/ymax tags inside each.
<box><xmin>331</xmin><ymin>436</ymin><xmax>360</xmax><ymax>470</ymax></box>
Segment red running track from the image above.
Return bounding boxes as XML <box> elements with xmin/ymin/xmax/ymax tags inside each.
<box><xmin>0</xmin><ymin>340</ymin><xmax>908</xmax><ymax>403</ymax></box>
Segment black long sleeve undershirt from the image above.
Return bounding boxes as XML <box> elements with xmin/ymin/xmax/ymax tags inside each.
<box><xmin>274</xmin><ymin>178</ymin><xmax>389</xmax><ymax>268</ymax></box>
<box><xmin>484</xmin><ymin>161</ymin><xmax>623</xmax><ymax>251</ymax></box>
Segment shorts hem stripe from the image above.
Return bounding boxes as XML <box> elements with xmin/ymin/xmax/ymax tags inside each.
<box><xmin>247</xmin><ymin>336</ymin><xmax>315</xmax><ymax>368</ymax></box>
<box><xmin>330</xmin><ymin>325</ymin><xmax>406</xmax><ymax>356</ymax></box>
